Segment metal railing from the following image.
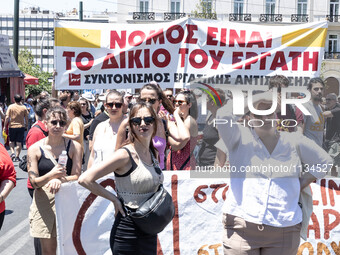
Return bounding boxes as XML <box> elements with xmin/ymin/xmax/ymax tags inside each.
<box><xmin>164</xmin><ymin>12</ymin><xmax>186</xmax><ymax>20</ymax></box>
<box><xmin>291</xmin><ymin>14</ymin><xmax>308</xmax><ymax>22</ymax></box>
<box><xmin>259</xmin><ymin>14</ymin><xmax>282</xmax><ymax>22</ymax></box>
<box><xmin>133</xmin><ymin>12</ymin><xmax>155</xmax><ymax>20</ymax></box>
<box><xmin>326</xmin><ymin>15</ymin><xmax>340</xmax><ymax>22</ymax></box>
<box><xmin>229</xmin><ymin>13</ymin><xmax>252</xmax><ymax>22</ymax></box>
<box><xmin>324</xmin><ymin>52</ymin><xmax>340</xmax><ymax>59</ymax></box>
<box><xmin>194</xmin><ymin>13</ymin><xmax>217</xmax><ymax>19</ymax></box>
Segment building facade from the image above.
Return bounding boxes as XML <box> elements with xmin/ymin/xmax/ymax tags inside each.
<box><xmin>0</xmin><ymin>8</ymin><xmax>55</xmax><ymax>73</ymax></box>
<box><xmin>0</xmin><ymin>7</ymin><xmax>111</xmax><ymax>73</ymax></box>
<box><xmin>116</xmin><ymin>0</ymin><xmax>340</xmax><ymax>95</ymax></box>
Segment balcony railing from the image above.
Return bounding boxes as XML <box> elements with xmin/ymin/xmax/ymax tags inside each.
<box><xmin>326</xmin><ymin>15</ymin><xmax>340</xmax><ymax>22</ymax></box>
<box><xmin>194</xmin><ymin>13</ymin><xmax>217</xmax><ymax>19</ymax></box>
<box><xmin>324</xmin><ymin>52</ymin><xmax>340</xmax><ymax>59</ymax></box>
<box><xmin>229</xmin><ymin>13</ymin><xmax>252</xmax><ymax>22</ymax></box>
<box><xmin>133</xmin><ymin>12</ymin><xmax>155</xmax><ymax>20</ymax></box>
<box><xmin>291</xmin><ymin>14</ymin><xmax>308</xmax><ymax>22</ymax></box>
<box><xmin>259</xmin><ymin>14</ymin><xmax>282</xmax><ymax>22</ymax></box>
<box><xmin>164</xmin><ymin>12</ymin><xmax>186</xmax><ymax>21</ymax></box>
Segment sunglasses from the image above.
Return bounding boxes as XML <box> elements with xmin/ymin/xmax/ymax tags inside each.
<box><xmin>80</xmin><ymin>103</ymin><xmax>87</xmax><ymax>106</ymax></box>
<box><xmin>106</xmin><ymin>102</ymin><xmax>123</xmax><ymax>109</ymax></box>
<box><xmin>139</xmin><ymin>98</ymin><xmax>158</xmax><ymax>105</ymax></box>
<box><xmin>130</xmin><ymin>116</ymin><xmax>155</xmax><ymax>126</ymax></box>
<box><xmin>166</xmin><ymin>95</ymin><xmax>173</xmax><ymax>99</ymax></box>
<box><xmin>126</xmin><ymin>96</ymin><xmax>133</xmax><ymax>99</ymax></box>
<box><xmin>174</xmin><ymin>100</ymin><xmax>187</xmax><ymax>106</ymax></box>
<box><xmin>50</xmin><ymin>120</ymin><xmax>67</xmax><ymax>127</ymax></box>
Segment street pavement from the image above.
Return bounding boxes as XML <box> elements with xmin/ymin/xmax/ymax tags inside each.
<box><xmin>0</xmin><ymin>147</ymin><xmax>35</xmax><ymax>254</ymax></box>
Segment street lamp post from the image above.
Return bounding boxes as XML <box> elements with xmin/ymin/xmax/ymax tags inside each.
<box><xmin>40</xmin><ymin>31</ymin><xmax>52</xmax><ymax>71</ymax></box>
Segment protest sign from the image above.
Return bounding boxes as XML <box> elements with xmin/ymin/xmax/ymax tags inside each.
<box><xmin>54</xmin><ymin>19</ymin><xmax>327</xmax><ymax>89</ymax></box>
<box><xmin>55</xmin><ymin>172</ymin><xmax>340</xmax><ymax>254</ymax></box>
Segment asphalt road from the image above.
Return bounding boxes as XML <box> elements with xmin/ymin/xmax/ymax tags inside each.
<box><xmin>0</xmin><ymin>147</ymin><xmax>35</xmax><ymax>254</ymax></box>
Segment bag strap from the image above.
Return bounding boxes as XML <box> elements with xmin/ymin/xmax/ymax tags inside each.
<box><xmin>33</xmin><ymin>124</ymin><xmax>48</xmax><ymax>137</ymax></box>
<box><xmin>40</xmin><ymin>145</ymin><xmax>59</xmax><ymax>166</ymax></box>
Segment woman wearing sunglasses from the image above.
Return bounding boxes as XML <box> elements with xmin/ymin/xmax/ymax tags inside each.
<box><xmin>166</xmin><ymin>90</ymin><xmax>198</xmax><ymax>170</ymax></box>
<box><xmin>116</xmin><ymin>82</ymin><xmax>175</xmax><ymax>170</ymax></box>
<box><xmin>79</xmin><ymin>102</ymin><xmax>162</xmax><ymax>254</ymax></box>
<box><xmin>87</xmin><ymin>91</ymin><xmax>126</xmax><ymax>169</ymax></box>
<box><xmin>27</xmin><ymin>106</ymin><xmax>82</xmax><ymax>255</ymax></box>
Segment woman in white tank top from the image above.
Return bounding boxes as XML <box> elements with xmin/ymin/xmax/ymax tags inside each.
<box><xmin>87</xmin><ymin>91</ymin><xmax>126</xmax><ymax>169</ymax></box>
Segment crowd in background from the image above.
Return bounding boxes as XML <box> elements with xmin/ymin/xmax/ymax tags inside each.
<box><xmin>0</xmin><ymin>76</ymin><xmax>339</xmax><ymax>254</ymax></box>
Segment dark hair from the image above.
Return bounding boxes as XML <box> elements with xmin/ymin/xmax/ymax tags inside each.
<box><xmin>125</xmin><ymin>103</ymin><xmax>158</xmax><ymax>156</ymax></box>
<box><xmin>78</xmin><ymin>97</ymin><xmax>90</xmax><ymax>112</ymax></box>
<box><xmin>141</xmin><ymin>83</ymin><xmax>174</xmax><ymax>114</ymax></box>
<box><xmin>45</xmin><ymin>106</ymin><xmax>67</xmax><ymax>122</ymax></box>
<box><xmin>49</xmin><ymin>97</ymin><xmax>60</xmax><ymax>108</ymax></box>
<box><xmin>62</xmin><ymin>90</ymin><xmax>74</xmax><ymax>98</ymax></box>
<box><xmin>307</xmin><ymin>77</ymin><xmax>325</xmax><ymax>90</ymax></box>
<box><xmin>33</xmin><ymin>98</ymin><xmax>50</xmax><ymax>120</ymax></box>
<box><xmin>14</xmin><ymin>94</ymin><xmax>22</xmax><ymax>103</ymax></box>
<box><xmin>176</xmin><ymin>90</ymin><xmax>198</xmax><ymax>120</ymax></box>
<box><xmin>269</xmin><ymin>75</ymin><xmax>290</xmax><ymax>92</ymax></box>
<box><xmin>67</xmin><ymin>101</ymin><xmax>82</xmax><ymax>117</ymax></box>
<box><xmin>106</xmin><ymin>90</ymin><xmax>124</xmax><ymax>103</ymax></box>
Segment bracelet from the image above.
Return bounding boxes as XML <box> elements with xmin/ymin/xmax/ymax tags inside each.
<box><xmin>0</xmin><ymin>193</ymin><xmax>3</xmax><ymax>203</ymax></box>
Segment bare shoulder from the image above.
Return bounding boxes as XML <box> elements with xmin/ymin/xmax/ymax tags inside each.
<box><xmin>27</xmin><ymin>139</ymin><xmax>44</xmax><ymax>158</ymax></box>
<box><xmin>186</xmin><ymin>116</ymin><xmax>198</xmax><ymax>136</ymax></box>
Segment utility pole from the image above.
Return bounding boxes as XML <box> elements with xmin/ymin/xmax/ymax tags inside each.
<box><xmin>13</xmin><ymin>0</ymin><xmax>19</xmax><ymax>63</ymax></box>
<box><xmin>79</xmin><ymin>1</ymin><xmax>83</xmax><ymax>21</ymax></box>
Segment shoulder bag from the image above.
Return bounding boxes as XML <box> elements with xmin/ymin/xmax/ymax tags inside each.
<box><xmin>124</xmin><ymin>151</ymin><xmax>175</xmax><ymax>235</ymax></box>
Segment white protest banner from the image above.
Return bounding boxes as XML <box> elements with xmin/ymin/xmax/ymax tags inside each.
<box><xmin>54</xmin><ymin>19</ymin><xmax>327</xmax><ymax>89</ymax></box>
<box><xmin>55</xmin><ymin>173</ymin><xmax>340</xmax><ymax>255</ymax></box>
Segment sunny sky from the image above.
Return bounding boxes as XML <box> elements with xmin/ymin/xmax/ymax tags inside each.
<box><xmin>2</xmin><ymin>0</ymin><xmax>117</xmax><ymax>15</ymax></box>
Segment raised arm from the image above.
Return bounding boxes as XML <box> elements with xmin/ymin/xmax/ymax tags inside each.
<box><xmin>78</xmin><ymin>148</ymin><xmax>131</xmax><ymax>216</ymax></box>
<box><xmin>115</xmin><ymin>118</ymin><xmax>129</xmax><ymax>151</ymax></box>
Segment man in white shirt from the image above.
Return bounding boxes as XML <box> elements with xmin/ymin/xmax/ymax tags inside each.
<box><xmin>297</xmin><ymin>77</ymin><xmax>325</xmax><ymax>147</ymax></box>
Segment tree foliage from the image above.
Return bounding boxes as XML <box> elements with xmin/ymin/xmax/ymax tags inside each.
<box><xmin>191</xmin><ymin>0</ymin><xmax>217</xmax><ymax>19</ymax></box>
<box><xmin>18</xmin><ymin>49</ymin><xmax>52</xmax><ymax>97</ymax></box>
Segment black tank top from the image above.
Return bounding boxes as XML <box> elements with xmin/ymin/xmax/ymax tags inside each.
<box><xmin>37</xmin><ymin>140</ymin><xmax>73</xmax><ymax>176</ymax></box>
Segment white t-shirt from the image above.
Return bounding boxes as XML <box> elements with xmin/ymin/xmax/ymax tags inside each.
<box><xmin>216</xmin><ymin>101</ymin><xmax>332</xmax><ymax>227</ymax></box>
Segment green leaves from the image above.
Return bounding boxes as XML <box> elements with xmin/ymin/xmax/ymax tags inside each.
<box><xmin>18</xmin><ymin>49</ymin><xmax>52</xmax><ymax>97</ymax></box>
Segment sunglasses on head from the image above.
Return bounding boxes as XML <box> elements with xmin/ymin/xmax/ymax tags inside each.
<box><xmin>174</xmin><ymin>100</ymin><xmax>187</xmax><ymax>106</ymax></box>
<box><xmin>106</xmin><ymin>102</ymin><xmax>123</xmax><ymax>109</ymax></box>
<box><xmin>139</xmin><ymin>98</ymin><xmax>158</xmax><ymax>105</ymax></box>
<box><xmin>50</xmin><ymin>120</ymin><xmax>67</xmax><ymax>127</ymax></box>
<box><xmin>130</xmin><ymin>116</ymin><xmax>155</xmax><ymax>126</ymax></box>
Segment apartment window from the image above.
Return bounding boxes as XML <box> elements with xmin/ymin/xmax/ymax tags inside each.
<box><xmin>297</xmin><ymin>0</ymin><xmax>307</xmax><ymax>15</ymax></box>
<box><xmin>330</xmin><ymin>0</ymin><xmax>339</xmax><ymax>16</ymax></box>
<box><xmin>266</xmin><ymin>0</ymin><xmax>275</xmax><ymax>14</ymax></box>
<box><xmin>329</xmin><ymin>35</ymin><xmax>338</xmax><ymax>52</ymax></box>
<box><xmin>171</xmin><ymin>0</ymin><xmax>180</xmax><ymax>13</ymax></box>
<box><xmin>140</xmin><ymin>0</ymin><xmax>149</xmax><ymax>12</ymax></box>
<box><xmin>234</xmin><ymin>0</ymin><xmax>243</xmax><ymax>14</ymax></box>
<box><xmin>202</xmin><ymin>0</ymin><xmax>212</xmax><ymax>13</ymax></box>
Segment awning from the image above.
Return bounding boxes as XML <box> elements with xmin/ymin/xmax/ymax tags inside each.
<box><xmin>24</xmin><ymin>73</ymin><xmax>39</xmax><ymax>85</ymax></box>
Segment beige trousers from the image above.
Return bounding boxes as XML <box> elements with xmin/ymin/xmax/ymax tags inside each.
<box><xmin>222</xmin><ymin>213</ymin><xmax>301</xmax><ymax>255</ymax></box>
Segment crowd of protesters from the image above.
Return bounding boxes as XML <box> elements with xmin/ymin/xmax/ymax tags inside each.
<box><xmin>0</xmin><ymin>76</ymin><xmax>339</xmax><ymax>254</ymax></box>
